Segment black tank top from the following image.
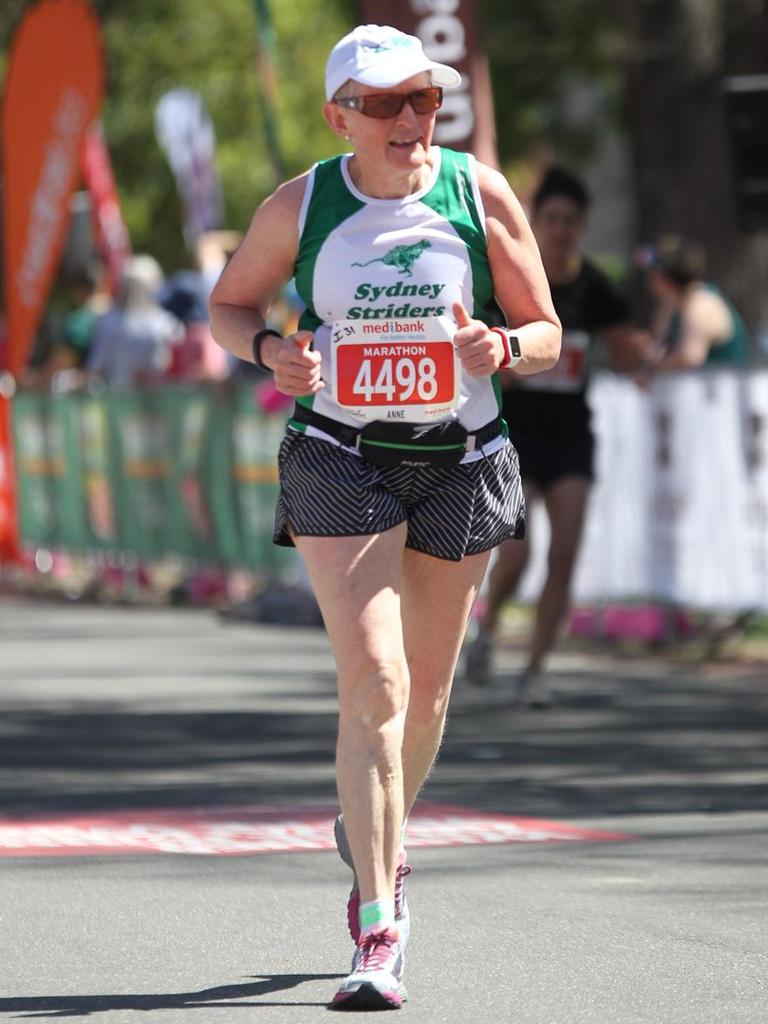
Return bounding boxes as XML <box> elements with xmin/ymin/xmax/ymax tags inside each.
<box><xmin>503</xmin><ymin>259</ymin><xmax>630</xmax><ymax>438</ymax></box>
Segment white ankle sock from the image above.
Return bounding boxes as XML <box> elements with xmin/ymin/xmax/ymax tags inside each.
<box><xmin>359</xmin><ymin>899</ymin><xmax>395</xmax><ymax>937</ymax></box>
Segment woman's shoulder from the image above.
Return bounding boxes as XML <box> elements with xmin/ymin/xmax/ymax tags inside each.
<box><xmin>684</xmin><ymin>282</ymin><xmax>733</xmax><ymax>337</ymax></box>
<box><xmin>471</xmin><ymin>159</ymin><xmax>509</xmax><ymax>188</ymax></box>
<box><xmin>686</xmin><ymin>282</ymin><xmax>729</xmax><ymax>316</ymax></box>
<box><xmin>267</xmin><ymin>170</ymin><xmax>314</xmax><ymax>216</ymax></box>
<box><xmin>469</xmin><ymin>160</ymin><xmax>528</xmax><ymax>231</ymax></box>
<box><xmin>265</xmin><ymin>156</ymin><xmax>346</xmax><ymax>216</ymax></box>
<box><xmin>469</xmin><ymin>160</ymin><xmax>519</xmax><ymax>212</ymax></box>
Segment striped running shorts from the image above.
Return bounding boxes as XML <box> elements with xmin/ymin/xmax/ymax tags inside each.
<box><xmin>273</xmin><ymin>430</ymin><xmax>526</xmax><ymax>562</ymax></box>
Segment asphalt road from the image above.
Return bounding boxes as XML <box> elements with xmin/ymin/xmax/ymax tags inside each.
<box><xmin>1</xmin><ymin>596</ymin><xmax>767</xmax><ymax>1022</ymax></box>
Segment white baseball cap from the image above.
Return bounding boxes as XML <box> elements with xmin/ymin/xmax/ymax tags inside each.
<box><xmin>325</xmin><ymin>24</ymin><xmax>462</xmax><ymax>101</ymax></box>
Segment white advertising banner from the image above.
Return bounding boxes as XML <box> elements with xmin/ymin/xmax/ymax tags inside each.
<box><xmin>154</xmin><ymin>88</ymin><xmax>224</xmax><ymax>250</ymax></box>
<box><xmin>517</xmin><ymin>370</ymin><xmax>768</xmax><ymax>612</ymax></box>
<box><xmin>742</xmin><ymin>373</ymin><xmax>768</xmax><ymax>608</ymax></box>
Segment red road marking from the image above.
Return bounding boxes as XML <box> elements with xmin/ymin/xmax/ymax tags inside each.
<box><xmin>0</xmin><ymin>802</ymin><xmax>633</xmax><ymax>858</ymax></box>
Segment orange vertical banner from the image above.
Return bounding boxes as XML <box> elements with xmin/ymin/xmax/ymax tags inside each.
<box><xmin>0</xmin><ymin>392</ymin><xmax>18</xmax><ymax>562</ymax></box>
<box><xmin>1</xmin><ymin>0</ymin><xmax>105</xmax><ymax>378</ymax></box>
<box><xmin>0</xmin><ymin>0</ymin><xmax>104</xmax><ymax>562</ymax></box>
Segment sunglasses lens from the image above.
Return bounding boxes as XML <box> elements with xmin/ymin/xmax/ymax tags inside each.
<box><xmin>354</xmin><ymin>88</ymin><xmax>444</xmax><ymax>119</ymax></box>
<box><xmin>410</xmin><ymin>88</ymin><xmax>443</xmax><ymax>113</ymax></box>
<box><xmin>361</xmin><ymin>94</ymin><xmax>406</xmax><ymax>118</ymax></box>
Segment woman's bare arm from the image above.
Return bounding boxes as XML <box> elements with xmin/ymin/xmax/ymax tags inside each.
<box><xmin>209</xmin><ymin>173</ymin><xmax>323</xmax><ymax>395</ymax></box>
<box><xmin>209</xmin><ymin>174</ymin><xmax>307</xmax><ymax>366</ymax></box>
<box><xmin>477</xmin><ymin>163</ymin><xmax>561</xmax><ymax>375</ymax></box>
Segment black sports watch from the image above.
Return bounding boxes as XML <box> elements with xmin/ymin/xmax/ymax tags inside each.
<box><xmin>252</xmin><ymin>328</ymin><xmax>283</xmax><ymax>372</ymax></box>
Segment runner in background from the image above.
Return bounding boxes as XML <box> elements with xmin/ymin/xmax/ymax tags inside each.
<box><xmin>464</xmin><ymin>167</ymin><xmax>644</xmax><ymax>706</ymax></box>
<box><xmin>210</xmin><ymin>24</ymin><xmax>560</xmax><ymax>1010</ymax></box>
<box><xmin>637</xmin><ymin>235</ymin><xmax>750</xmax><ymax>371</ymax></box>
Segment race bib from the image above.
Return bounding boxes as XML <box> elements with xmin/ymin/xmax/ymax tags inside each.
<box><xmin>330</xmin><ymin>316</ymin><xmax>461</xmax><ymax>423</ymax></box>
<box><xmin>519</xmin><ymin>328</ymin><xmax>590</xmax><ymax>394</ymax></box>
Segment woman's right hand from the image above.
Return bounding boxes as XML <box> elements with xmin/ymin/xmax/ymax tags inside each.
<box><xmin>263</xmin><ymin>331</ymin><xmax>324</xmax><ymax>396</ymax></box>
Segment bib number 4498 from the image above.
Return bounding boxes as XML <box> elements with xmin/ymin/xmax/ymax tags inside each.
<box><xmin>336</xmin><ymin>339</ymin><xmax>455</xmax><ymax>408</ymax></box>
<box><xmin>352</xmin><ymin>355</ymin><xmax>438</xmax><ymax>404</ymax></box>
<box><xmin>330</xmin><ymin>317</ymin><xmax>461</xmax><ymax>422</ymax></box>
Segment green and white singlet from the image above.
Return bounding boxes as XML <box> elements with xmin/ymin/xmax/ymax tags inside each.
<box><xmin>291</xmin><ymin>146</ymin><xmax>506</xmax><ymax>463</ymax></box>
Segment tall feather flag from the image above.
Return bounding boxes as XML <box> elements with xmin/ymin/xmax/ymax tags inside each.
<box><xmin>154</xmin><ymin>88</ymin><xmax>224</xmax><ymax>251</ymax></box>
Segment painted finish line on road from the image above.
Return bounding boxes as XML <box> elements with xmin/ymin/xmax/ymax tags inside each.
<box><xmin>0</xmin><ymin>803</ymin><xmax>632</xmax><ymax>857</ymax></box>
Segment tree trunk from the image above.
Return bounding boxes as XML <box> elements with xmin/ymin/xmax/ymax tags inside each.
<box><xmin>620</xmin><ymin>0</ymin><xmax>768</xmax><ymax>339</ymax></box>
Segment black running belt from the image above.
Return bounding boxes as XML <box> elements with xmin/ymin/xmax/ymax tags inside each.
<box><xmin>290</xmin><ymin>404</ymin><xmax>503</xmax><ymax>451</ymax></box>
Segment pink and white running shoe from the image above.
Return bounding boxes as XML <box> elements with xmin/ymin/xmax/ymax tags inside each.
<box><xmin>330</xmin><ymin>926</ymin><xmax>407</xmax><ymax>1011</ymax></box>
<box><xmin>334</xmin><ymin>815</ymin><xmax>411</xmax><ymax>947</ymax></box>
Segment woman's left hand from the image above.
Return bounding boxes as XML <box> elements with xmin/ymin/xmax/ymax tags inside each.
<box><xmin>453</xmin><ymin>301</ymin><xmax>505</xmax><ymax>377</ymax></box>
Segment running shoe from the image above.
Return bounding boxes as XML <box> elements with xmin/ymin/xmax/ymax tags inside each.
<box><xmin>512</xmin><ymin>670</ymin><xmax>555</xmax><ymax>709</ymax></box>
<box><xmin>334</xmin><ymin>815</ymin><xmax>411</xmax><ymax>948</ymax></box>
<box><xmin>330</xmin><ymin>926</ymin><xmax>407</xmax><ymax>1011</ymax></box>
<box><xmin>463</xmin><ymin>627</ymin><xmax>494</xmax><ymax>687</ymax></box>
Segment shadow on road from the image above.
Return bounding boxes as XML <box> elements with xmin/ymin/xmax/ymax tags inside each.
<box><xmin>437</xmin><ymin>665</ymin><xmax>768</xmax><ymax>817</ymax></box>
<box><xmin>2</xmin><ymin>659</ymin><xmax>767</xmax><ymax>821</ymax></box>
<box><xmin>0</xmin><ymin>973</ymin><xmax>345</xmax><ymax>1017</ymax></box>
<box><xmin>0</xmin><ymin>701</ymin><xmax>339</xmax><ymax>814</ymax></box>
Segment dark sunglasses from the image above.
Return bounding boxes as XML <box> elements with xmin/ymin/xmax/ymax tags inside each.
<box><xmin>334</xmin><ymin>86</ymin><xmax>443</xmax><ymax>120</ymax></box>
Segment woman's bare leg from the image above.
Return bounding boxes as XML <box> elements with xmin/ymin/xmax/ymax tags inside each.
<box><xmin>527</xmin><ymin>475</ymin><xmax>590</xmax><ymax>672</ymax></box>
<box><xmin>294</xmin><ymin>524</ymin><xmax>408</xmax><ymax>907</ymax></box>
<box><xmin>400</xmin><ymin>547</ymin><xmax>491</xmax><ymax>813</ymax></box>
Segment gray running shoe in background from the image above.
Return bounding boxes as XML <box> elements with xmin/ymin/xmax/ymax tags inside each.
<box><xmin>463</xmin><ymin>627</ymin><xmax>494</xmax><ymax>686</ymax></box>
<box><xmin>512</xmin><ymin>670</ymin><xmax>555</xmax><ymax>709</ymax></box>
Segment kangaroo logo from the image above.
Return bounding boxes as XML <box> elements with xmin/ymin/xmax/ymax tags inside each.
<box><xmin>353</xmin><ymin>240</ymin><xmax>432</xmax><ymax>278</ymax></box>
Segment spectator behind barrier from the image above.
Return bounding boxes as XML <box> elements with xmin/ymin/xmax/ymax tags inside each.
<box><xmin>637</xmin><ymin>235</ymin><xmax>751</xmax><ymax>371</ymax></box>
<box><xmin>159</xmin><ymin>270</ymin><xmax>229</xmax><ymax>382</ymax></box>
<box><xmin>86</xmin><ymin>255</ymin><xmax>184</xmax><ymax>389</ymax></box>
<box><xmin>48</xmin><ymin>265</ymin><xmax>112</xmax><ymax>377</ymax></box>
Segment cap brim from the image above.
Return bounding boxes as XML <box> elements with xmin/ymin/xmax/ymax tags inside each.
<box><xmin>352</xmin><ymin>57</ymin><xmax>461</xmax><ymax>91</ymax></box>
<box><xmin>426</xmin><ymin>62</ymin><xmax>462</xmax><ymax>88</ymax></box>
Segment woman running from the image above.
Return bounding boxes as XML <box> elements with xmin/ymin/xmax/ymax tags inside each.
<box><xmin>210</xmin><ymin>23</ymin><xmax>561</xmax><ymax>1011</ymax></box>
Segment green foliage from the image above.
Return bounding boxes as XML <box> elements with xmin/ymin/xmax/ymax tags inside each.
<box><xmin>89</xmin><ymin>0</ymin><xmax>621</xmax><ymax>266</ymax></box>
<box><xmin>2</xmin><ymin>0</ymin><xmax>620</xmax><ymax>269</ymax></box>
<box><xmin>478</xmin><ymin>0</ymin><xmax>623</xmax><ymax>173</ymax></box>
<box><xmin>269</xmin><ymin>0</ymin><xmax>357</xmax><ymax>173</ymax></box>
<box><xmin>89</xmin><ymin>0</ymin><xmax>356</xmax><ymax>269</ymax></box>
<box><xmin>0</xmin><ymin>2</ymin><xmax>28</xmax><ymax>98</ymax></box>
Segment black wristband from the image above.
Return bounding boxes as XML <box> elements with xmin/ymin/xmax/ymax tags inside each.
<box><xmin>252</xmin><ymin>328</ymin><xmax>282</xmax><ymax>372</ymax></box>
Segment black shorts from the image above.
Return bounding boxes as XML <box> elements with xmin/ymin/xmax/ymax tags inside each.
<box><xmin>507</xmin><ymin>429</ymin><xmax>595</xmax><ymax>491</ymax></box>
<box><xmin>273</xmin><ymin>431</ymin><xmax>526</xmax><ymax>562</ymax></box>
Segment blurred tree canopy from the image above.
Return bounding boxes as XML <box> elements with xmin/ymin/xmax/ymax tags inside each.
<box><xmin>2</xmin><ymin>0</ymin><xmax>765</xmax><ymax>331</ymax></box>
<box><xmin>620</xmin><ymin>0</ymin><xmax>768</xmax><ymax>332</ymax></box>
<box><xmin>478</xmin><ymin>0</ymin><xmax>623</xmax><ymax>169</ymax></box>
<box><xmin>87</xmin><ymin>0</ymin><xmax>356</xmax><ymax>270</ymax></box>
<box><xmin>2</xmin><ymin>0</ymin><xmax>623</xmax><ymax>271</ymax></box>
